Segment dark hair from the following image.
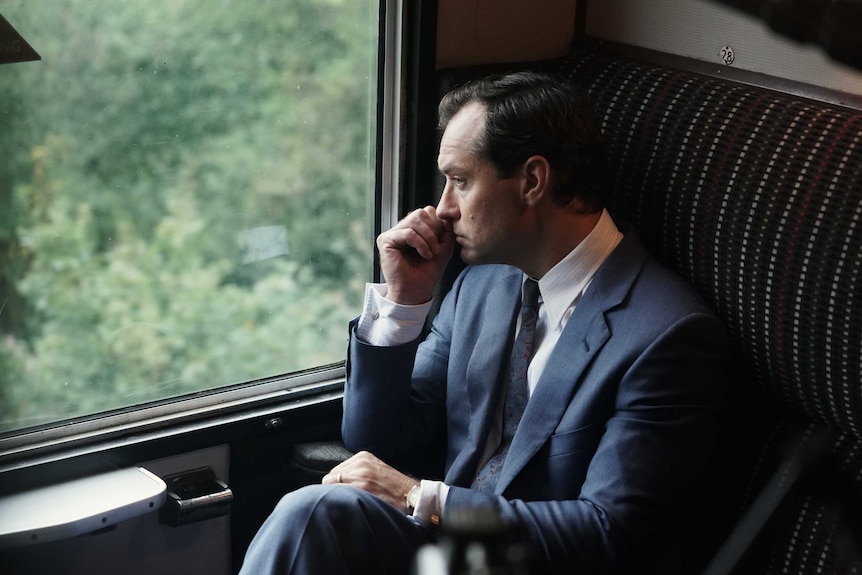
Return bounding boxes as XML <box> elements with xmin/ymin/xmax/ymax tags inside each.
<box><xmin>438</xmin><ymin>71</ymin><xmax>606</xmax><ymax>212</ymax></box>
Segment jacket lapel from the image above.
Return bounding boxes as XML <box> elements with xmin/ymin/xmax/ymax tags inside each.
<box><xmin>445</xmin><ymin>270</ymin><xmax>521</xmax><ymax>486</ymax></box>
<box><xmin>493</xmin><ymin>232</ymin><xmax>649</xmax><ymax>493</ymax></box>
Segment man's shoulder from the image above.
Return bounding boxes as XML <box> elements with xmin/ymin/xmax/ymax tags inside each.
<box><xmin>620</xmin><ymin>234</ymin><xmax>714</xmax><ymax>315</ymax></box>
<box><xmin>601</xmin><ymin>230</ymin><xmax>717</xmax><ymax>316</ymax></box>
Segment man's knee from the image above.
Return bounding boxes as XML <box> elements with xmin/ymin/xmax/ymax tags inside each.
<box><xmin>272</xmin><ymin>483</ymin><xmax>427</xmax><ymax>550</ymax></box>
<box><xmin>242</xmin><ymin>484</ymin><xmax>430</xmax><ymax>574</ymax></box>
<box><xmin>273</xmin><ymin>483</ymin><xmax>365</xmax><ymax>522</ymax></box>
<box><xmin>269</xmin><ymin>483</ymin><xmax>394</xmax><ymax>544</ymax></box>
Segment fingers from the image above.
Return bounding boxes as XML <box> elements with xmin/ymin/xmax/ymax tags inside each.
<box><xmin>321</xmin><ymin>450</ymin><xmax>372</xmax><ymax>486</ymax></box>
<box><xmin>376</xmin><ymin>206</ymin><xmax>455</xmax><ymax>305</ymax></box>
<box><xmin>321</xmin><ymin>470</ymin><xmax>343</xmax><ymax>485</ymax></box>
<box><xmin>321</xmin><ymin>451</ymin><xmax>417</xmax><ymax>509</ymax></box>
<box><xmin>378</xmin><ymin>206</ymin><xmax>450</xmax><ymax>261</ymax></box>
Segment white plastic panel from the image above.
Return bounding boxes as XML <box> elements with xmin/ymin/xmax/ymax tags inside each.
<box><xmin>0</xmin><ymin>467</ymin><xmax>166</xmax><ymax>549</ymax></box>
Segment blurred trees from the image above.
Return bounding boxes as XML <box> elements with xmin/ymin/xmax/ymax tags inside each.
<box><xmin>0</xmin><ymin>0</ymin><xmax>377</xmax><ymax>430</ymax></box>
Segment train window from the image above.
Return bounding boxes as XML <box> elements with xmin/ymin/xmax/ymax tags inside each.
<box><xmin>0</xmin><ymin>1</ymin><xmax>381</xmax><ymax>438</ymax></box>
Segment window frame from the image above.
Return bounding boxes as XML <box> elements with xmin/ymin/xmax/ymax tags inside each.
<box><xmin>0</xmin><ymin>0</ymin><xmax>412</xmax><ymax>494</ymax></box>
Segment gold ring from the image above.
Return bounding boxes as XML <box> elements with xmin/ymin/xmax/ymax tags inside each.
<box><xmin>337</xmin><ymin>473</ymin><xmax>342</xmax><ymax>483</ymax></box>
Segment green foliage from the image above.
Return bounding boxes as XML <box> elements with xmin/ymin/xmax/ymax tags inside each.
<box><xmin>0</xmin><ymin>0</ymin><xmax>378</xmax><ymax>430</ymax></box>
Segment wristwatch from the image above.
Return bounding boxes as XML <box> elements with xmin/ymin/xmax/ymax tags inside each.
<box><xmin>405</xmin><ymin>483</ymin><xmax>420</xmax><ymax>514</ymax></box>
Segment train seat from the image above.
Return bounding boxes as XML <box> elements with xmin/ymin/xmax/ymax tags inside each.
<box><xmin>558</xmin><ymin>46</ymin><xmax>862</xmax><ymax>574</ymax></box>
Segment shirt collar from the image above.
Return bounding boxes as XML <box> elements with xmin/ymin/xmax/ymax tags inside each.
<box><xmin>528</xmin><ymin>209</ymin><xmax>623</xmax><ymax>331</ymax></box>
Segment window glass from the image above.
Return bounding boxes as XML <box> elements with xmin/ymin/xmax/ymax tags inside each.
<box><xmin>0</xmin><ymin>0</ymin><xmax>379</xmax><ymax>433</ymax></box>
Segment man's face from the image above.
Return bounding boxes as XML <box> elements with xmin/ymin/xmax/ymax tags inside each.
<box><xmin>436</xmin><ymin>102</ymin><xmax>526</xmax><ymax>266</ymax></box>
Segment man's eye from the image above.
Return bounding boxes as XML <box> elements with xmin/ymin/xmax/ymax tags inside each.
<box><xmin>453</xmin><ymin>177</ymin><xmax>465</xmax><ymax>186</ymax></box>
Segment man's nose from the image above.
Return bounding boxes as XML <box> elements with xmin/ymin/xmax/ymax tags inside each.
<box><xmin>436</xmin><ymin>184</ymin><xmax>459</xmax><ymax>220</ymax></box>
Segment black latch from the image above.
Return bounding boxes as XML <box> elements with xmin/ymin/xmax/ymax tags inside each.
<box><xmin>158</xmin><ymin>467</ymin><xmax>232</xmax><ymax>527</ymax></box>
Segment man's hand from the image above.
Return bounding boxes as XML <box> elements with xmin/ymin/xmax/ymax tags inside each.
<box><xmin>376</xmin><ymin>206</ymin><xmax>455</xmax><ymax>305</ymax></box>
<box><xmin>322</xmin><ymin>451</ymin><xmax>419</xmax><ymax>512</ymax></box>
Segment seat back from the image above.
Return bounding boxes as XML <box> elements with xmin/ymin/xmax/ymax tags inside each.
<box><xmin>560</xmin><ymin>48</ymin><xmax>862</xmax><ymax>573</ymax></box>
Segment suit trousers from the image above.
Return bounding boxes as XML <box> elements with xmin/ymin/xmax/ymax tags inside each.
<box><xmin>238</xmin><ymin>484</ymin><xmax>434</xmax><ymax>575</ymax></box>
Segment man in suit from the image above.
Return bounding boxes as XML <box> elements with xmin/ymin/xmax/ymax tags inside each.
<box><xmin>239</xmin><ymin>72</ymin><xmax>727</xmax><ymax>574</ymax></box>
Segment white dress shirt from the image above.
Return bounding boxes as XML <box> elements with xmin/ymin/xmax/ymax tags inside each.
<box><xmin>355</xmin><ymin>209</ymin><xmax>622</xmax><ymax>524</ymax></box>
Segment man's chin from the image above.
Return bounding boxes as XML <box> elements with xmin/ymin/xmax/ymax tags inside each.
<box><xmin>459</xmin><ymin>249</ymin><xmax>486</xmax><ymax>266</ymax></box>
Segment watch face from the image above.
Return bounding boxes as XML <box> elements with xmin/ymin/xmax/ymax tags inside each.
<box><xmin>407</xmin><ymin>484</ymin><xmax>420</xmax><ymax>509</ymax></box>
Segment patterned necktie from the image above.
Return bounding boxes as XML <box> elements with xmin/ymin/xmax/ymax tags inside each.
<box><xmin>472</xmin><ymin>278</ymin><xmax>540</xmax><ymax>493</ymax></box>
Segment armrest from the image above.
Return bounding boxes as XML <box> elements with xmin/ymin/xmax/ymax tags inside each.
<box><xmin>289</xmin><ymin>441</ymin><xmax>354</xmax><ymax>478</ymax></box>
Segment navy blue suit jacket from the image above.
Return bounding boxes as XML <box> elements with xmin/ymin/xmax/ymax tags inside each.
<box><xmin>343</xmin><ymin>230</ymin><xmax>727</xmax><ymax>572</ymax></box>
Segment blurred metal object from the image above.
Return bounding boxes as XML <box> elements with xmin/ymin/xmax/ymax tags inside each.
<box><xmin>412</xmin><ymin>506</ymin><xmax>533</xmax><ymax>575</ymax></box>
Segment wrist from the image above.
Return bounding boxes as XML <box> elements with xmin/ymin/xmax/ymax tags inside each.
<box><xmin>385</xmin><ymin>287</ymin><xmax>433</xmax><ymax>307</ymax></box>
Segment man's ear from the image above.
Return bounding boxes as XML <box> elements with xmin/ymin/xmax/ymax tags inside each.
<box><xmin>521</xmin><ymin>155</ymin><xmax>552</xmax><ymax>206</ymax></box>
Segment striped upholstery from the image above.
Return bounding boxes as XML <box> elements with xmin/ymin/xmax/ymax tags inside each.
<box><xmin>559</xmin><ymin>49</ymin><xmax>862</xmax><ymax>573</ymax></box>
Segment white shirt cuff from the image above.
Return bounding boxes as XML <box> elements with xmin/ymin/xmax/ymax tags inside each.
<box><xmin>355</xmin><ymin>283</ymin><xmax>432</xmax><ymax>346</ymax></box>
<box><xmin>412</xmin><ymin>479</ymin><xmax>449</xmax><ymax>526</ymax></box>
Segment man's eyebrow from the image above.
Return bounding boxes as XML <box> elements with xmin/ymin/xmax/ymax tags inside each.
<box><xmin>438</xmin><ymin>161</ymin><xmax>465</xmax><ymax>175</ymax></box>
